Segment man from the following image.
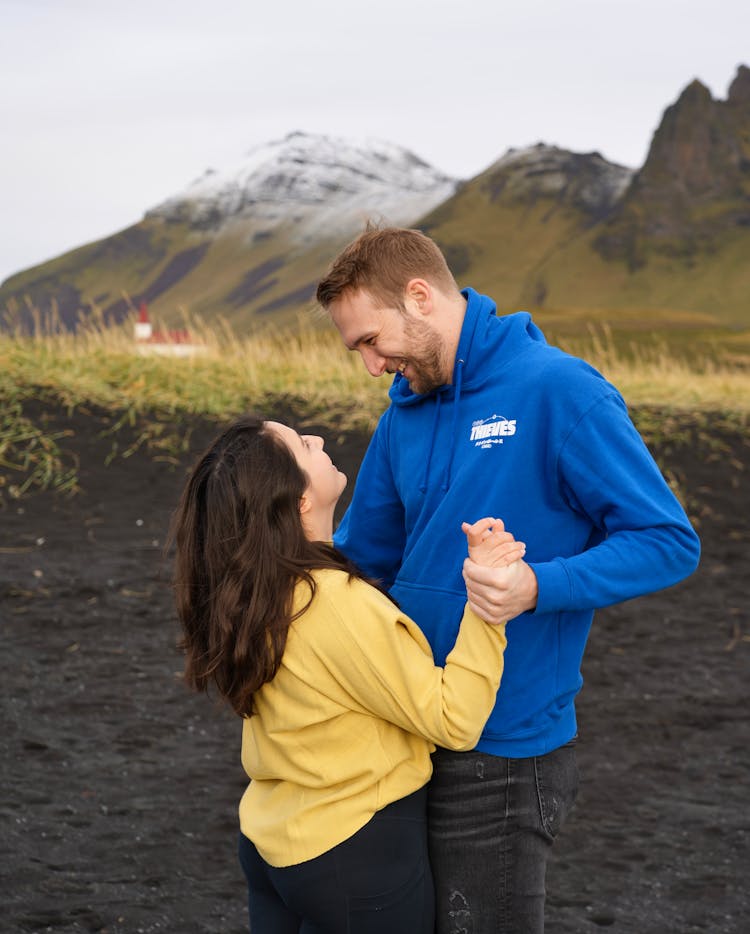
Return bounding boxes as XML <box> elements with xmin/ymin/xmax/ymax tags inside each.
<box><xmin>316</xmin><ymin>227</ymin><xmax>700</xmax><ymax>933</ymax></box>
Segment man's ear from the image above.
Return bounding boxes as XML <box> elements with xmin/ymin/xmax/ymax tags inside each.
<box><xmin>405</xmin><ymin>278</ymin><xmax>431</xmax><ymax>315</ymax></box>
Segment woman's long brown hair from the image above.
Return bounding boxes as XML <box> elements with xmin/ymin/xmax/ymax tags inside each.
<box><xmin>169</xmin><ymin>414</ymin><xmax>368</xmax><ymax>717</ymax></box>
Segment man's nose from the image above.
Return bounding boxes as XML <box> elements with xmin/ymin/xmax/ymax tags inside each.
<box><xmin>359</xmin><ymin>346</ymin><xmax>386</xmax><ymax>377</ymax></box>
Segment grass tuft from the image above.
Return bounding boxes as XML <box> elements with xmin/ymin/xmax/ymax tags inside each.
<box><xmin>0</xmin><ymin>380</ymin><xmax>79</xmax><ymax>503</ymax></box>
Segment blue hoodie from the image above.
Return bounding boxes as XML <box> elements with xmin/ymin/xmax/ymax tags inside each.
<box><xmin>334</xmin><ymin>288</ymin><xmax>700</xmax><ymax>757</ymax></box>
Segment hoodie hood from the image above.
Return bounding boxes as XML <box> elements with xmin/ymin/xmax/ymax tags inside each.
<box><xmin>386</xmin><ymin>288</ymin><xmax>548</xmax><ymax>492</ymax></box>
<box><xmin>388</xmin><ymin>288</ymin><xmax>547</xmax><ymax>408</ymax></box>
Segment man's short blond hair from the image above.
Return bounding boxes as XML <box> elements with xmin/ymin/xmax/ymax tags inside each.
<box><xmin>316</xmin><ymin>226</ymin><xmax>458</xmax><ymax>311</ymax></box>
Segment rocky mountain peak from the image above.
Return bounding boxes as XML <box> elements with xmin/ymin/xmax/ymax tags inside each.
<box><xmin>147</xmin><ymin>131</ymin><xmax>458</xmax><ymax>238</ymax></box>
<box><xmin>728</xmin><ymin>64</ymin><xmax>750</xmax><ymax>103</ymax></box>
<box><xmin>480</xmin><ymin>143</ymin><xmax>634</xmax><ymax>219</ymax></box>
<box><xmin>594</xmin><ymin>66</ymin><xmax>750</xmax><ymax>268</ymax></box>
<box><xmin>676</xmin><ymin>78</ymin><xmax>713</xmax><ymax>107</ymax></box>
<box><xmin>638</xmin><ymin>66</ymin><xmax>750</xmax><ymax>195</ymax></box>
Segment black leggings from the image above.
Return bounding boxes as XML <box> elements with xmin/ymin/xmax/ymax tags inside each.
<box><xmin>238</xmin><ymin>787</ymin><xmax>434</xmax><ymax>933</ymax></box>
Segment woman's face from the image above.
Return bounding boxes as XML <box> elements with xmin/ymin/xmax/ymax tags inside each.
<box><xmin>265</xmin><ymin>422</ymin><xmax>347</xmax><ymax>509</ymax></box>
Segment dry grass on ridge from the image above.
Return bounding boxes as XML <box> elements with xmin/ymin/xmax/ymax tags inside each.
<box><xmin>1</xmin><ymin>310</ymin><xmax>748</xmax><ymax>501</ymax></box>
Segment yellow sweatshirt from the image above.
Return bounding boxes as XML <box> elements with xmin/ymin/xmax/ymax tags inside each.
<box><xmin>239</xmin><ymin>568</ymin><xmax>506</xmax><ymax>867</ymax></box>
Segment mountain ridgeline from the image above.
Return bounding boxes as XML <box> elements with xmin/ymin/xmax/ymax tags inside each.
<box><xmin>2</xmin><ymin>66</ymin><xmax>748</xmax><ymax>336</ymax></box>
<box><xmin>420</xmin><ymin>65</ymin><xmax>750</xmax><ymax>329</ymax></box>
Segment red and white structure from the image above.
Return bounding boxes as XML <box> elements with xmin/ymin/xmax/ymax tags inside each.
<box><xmin>133</xmin><ymin>302</ymin><xmax>206</xmax><ymax>357</ymax></box>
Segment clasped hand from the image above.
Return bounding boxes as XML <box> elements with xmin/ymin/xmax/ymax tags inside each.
<box><xmin>461</xmin><ymin>518</ymin><xmax>539</xmax><ymax>625</ymax></box>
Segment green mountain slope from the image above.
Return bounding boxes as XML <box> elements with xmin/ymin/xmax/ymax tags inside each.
<box><xmin>1</xmin><ymin>70</ymin><xmax>748</xmax><ymax>341</ymax></box>
<box><xmin>0</xmin><ymin>214</ymin><xmax>365</xmax><ymax>333</ymax></box>
<box><xmin>424</xmin><ymin>66</ymin><xmax>750</xmax><ymax>335</ymax></box>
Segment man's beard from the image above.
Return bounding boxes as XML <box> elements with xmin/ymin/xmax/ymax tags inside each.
<box><xmin>400</xmin><ymin>316</ymin><xmax>447</xmax><ymax>394</ymax></box>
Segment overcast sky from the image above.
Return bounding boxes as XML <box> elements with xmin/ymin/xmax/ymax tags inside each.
<box><xmin>1</xmin><ymin>0</ymin><xmax>748</xmax><ymax>285</ymax></box>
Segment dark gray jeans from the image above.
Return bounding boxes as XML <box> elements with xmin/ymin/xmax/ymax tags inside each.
<box><xmin>427</xmin><ymin>741</ymin><xmax>579</xmax><ymax>934</ymax></box>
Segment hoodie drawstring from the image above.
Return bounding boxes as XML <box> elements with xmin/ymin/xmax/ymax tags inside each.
<box><xmin>419</xmin><ymin>393</ymin><xmax>441</xmax><ymax>494</ymax></box>
<box><xmin>419</xmin><ymin>358</ymin><xmax>465</xmax><ymax>495</ymax></box>
<box><xmin>442</xmin><ymin>358</ymin><xmax>464</xmax><ymax>492</ymax></box>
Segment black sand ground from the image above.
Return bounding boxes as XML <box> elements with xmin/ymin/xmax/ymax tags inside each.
<box><xmin>1</xmin><ymin>402</ymin><xmax>748</xmax><ymax>934</ymax></box>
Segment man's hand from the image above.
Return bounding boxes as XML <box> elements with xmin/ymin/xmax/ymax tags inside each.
<box><xmin>461</xmin><ymin>517</ymin><xmax>536</xmax><ymax>624</ymax></box>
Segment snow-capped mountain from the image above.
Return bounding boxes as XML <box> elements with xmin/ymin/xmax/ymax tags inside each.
<box><xmin>5</xmin><ymin>66</ymin><xmax>748</xmax><ymax>333</ymax></box>
<box><xmin>149</xmin><ymin>131</ymin><xmax>459</xmax><ymax>239</ymax></box>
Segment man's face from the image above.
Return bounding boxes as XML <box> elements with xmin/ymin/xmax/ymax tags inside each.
<box><xmin>329</xmin><ymin>288</ymin><xmax>448</xmax><ymax>394</ymax></box>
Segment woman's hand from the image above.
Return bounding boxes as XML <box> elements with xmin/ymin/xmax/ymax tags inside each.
<box><xmin>461</xmin><ymin>517</ymin><xmax>538</xmax><ymax>624</ymax></box>
<box><xmin>461</xmin><ymin>517</ymin><xmax>526</xmax><ymax>568</ymax></box>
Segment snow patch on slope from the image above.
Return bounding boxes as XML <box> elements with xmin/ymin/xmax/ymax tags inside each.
<box><xmin>149</xmin><ymin>131</ymin><xmax>458</xmax><ymax>237</ymax></box>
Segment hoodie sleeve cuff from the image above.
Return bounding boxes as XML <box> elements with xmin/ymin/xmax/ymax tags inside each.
<box><xmin>528</xmin><ymin>559</ymin><xmax>573</xmax><ymax>614</ymax></box>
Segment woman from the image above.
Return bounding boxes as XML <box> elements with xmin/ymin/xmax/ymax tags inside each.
<box><xmin>170</xmin><ymin>414</ymin><xmax>523</xmax><ymax>933</ymax></box>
